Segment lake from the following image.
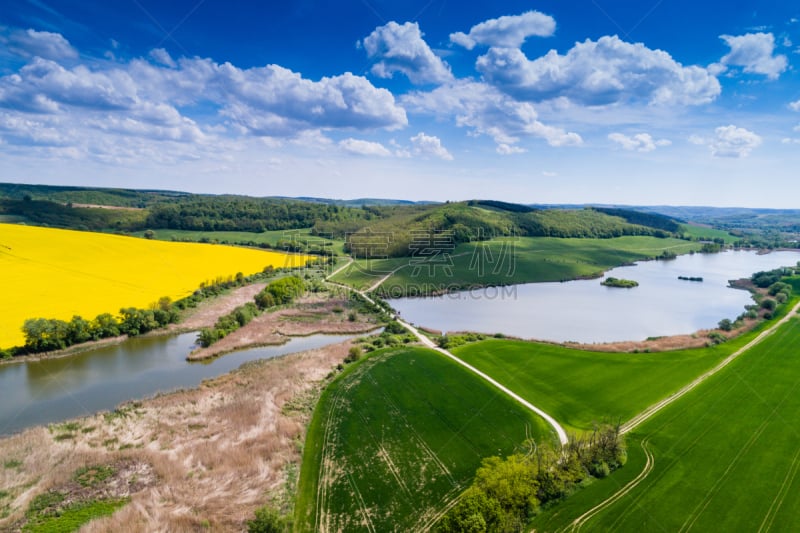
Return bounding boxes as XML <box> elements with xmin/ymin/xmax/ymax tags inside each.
<box><xmin>0</xmin><ymin>332</ymin><xmax>361</xmax><ymax>436</ymax></box>
<box><xmin>390</xmin><ymin>250</ymin><xmax>800</xmax><ymax>344</ymax></box>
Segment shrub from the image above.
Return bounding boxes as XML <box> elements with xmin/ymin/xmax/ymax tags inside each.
<box><xmin>718</xmin><ymin>319</ymin><xmax>733</xmax><ymax>331</ymax></box>
<box><xmin>708</xmin><ymin>331</ymin><xmax>727</xmax><ymax>344</ymax></box>
<box><xmin>247</xmin><ymin>505</ymin><xmax>288</xmax><ymax>533</ymax></box>
<box><xmin>345</xmin><ymin>346</ymin><xmax>362</xmax><ymax>363</ymax></box>
<box><xmin>761</xmin><ymin>298</ymin><xmax>777</xmax><ymax>311</ymax></box>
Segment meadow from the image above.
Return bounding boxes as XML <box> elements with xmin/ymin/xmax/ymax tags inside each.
<box><xmin>452</xmin><ymin>339</ymin><xmax>731</xmax><ymax>434</ymax></box>
<box><xmin>0</xmin><ymin>223</ymin><xmax>308</xmax><ymax>348</ymax></box>
<box><xmin>295</xmin><ymin>346</ymin><xmax>554</xmax><ymax>532</ymax></box>
<box><xmin>450</xmin><ymin>288</ymin><xmax>800</xmax><ymax>435</ymax></box>
<box><xmin>680</xmin><ymin>223</ymin><xmax>738</xmax><ymax>244</ymax></box>
<box><xmin>331</xmin><ymin>235</ymin><xmax>699</xmax><ymax>294</ymax></box>
<box><xmin>531</xmin><ymin>315</ymin><xmax>800</xmax><ymax>532</ymax></box>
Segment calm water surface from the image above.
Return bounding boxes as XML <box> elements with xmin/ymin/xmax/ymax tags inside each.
<box><xmin>0</xmin><ymin>332</ymin><xmax>360</xmax><ymax>436</ymax></box>
<box><xmin>391</xmin><ymin>251</ymin><xmax>800</xmax><ymax>344</ymax></box>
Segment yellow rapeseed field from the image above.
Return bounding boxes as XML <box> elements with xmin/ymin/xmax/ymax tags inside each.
<box><xmin>0</xmin><ymin>223</ymin><xmax>311</xmax><ymax>349</ymax></box>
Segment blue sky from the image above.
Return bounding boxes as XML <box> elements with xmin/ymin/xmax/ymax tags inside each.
<box><xmin>1</xmin><ymin>0</ymin><xmax>799</xmax><ymax>206</ymax></box>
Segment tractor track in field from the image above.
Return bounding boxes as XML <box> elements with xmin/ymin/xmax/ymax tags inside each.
<box><xmin>562</xmin><ymin>439</ymin><xmax>654</xmax><ymax>533</ymax></box>
<box><xmin>559</xmin><ymin>302</ymin><xmax>800</xmax><ymax>532</ymax></box>
<box><xmin>622</xmin><ymin>300</ymin><xmax>800</xmax><ymax>434</ymax></box>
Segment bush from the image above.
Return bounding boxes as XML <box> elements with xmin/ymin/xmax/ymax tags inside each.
<box><xmin>718</xmin><ymin>319</ymin><xmax>733</xmax><ymax>331</ymax></box>
<box><xmin>247</xmin><ymin>505</ymin><xmax>288</xmax><ymax>533</ymax></box>
<box><xmin>708</xmin><ymin>331</ymin><xmax>727</xmax><ymax>345</ymax></box>
<box><xmin>345</xmin><ymin>346</ymin><xmax>362</xmax><ymax>363</ymax></box>
<box><xmin>761</xmin><ymin>298</ymin><xmax>777</xmax><ymax>311</ymax></box>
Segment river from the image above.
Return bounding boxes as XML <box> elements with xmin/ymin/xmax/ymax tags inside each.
<box><xmin>0</xmin><ymin>332</ymin><xmax>360</xmax><ymax>436</ymax></box>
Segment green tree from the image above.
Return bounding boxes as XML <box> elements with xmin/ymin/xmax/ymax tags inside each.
<box><xmin>718</xmin><ymin>319</ymin><xmax>733</xmax><ymax>331</ymax></box>
<box><xmin>91</xmin><ymin>313</ymin><xmax>120</xmax><ymax>339</ymax></box>
<box><xmin>761</xmin><ymin>298</ymin><xmax>777</xmax><ymax>311</ymax></box>
<box><xmin>66</xmin><ymin>315</ymin><xmax>92</xmax><ymax>345</ymax></box>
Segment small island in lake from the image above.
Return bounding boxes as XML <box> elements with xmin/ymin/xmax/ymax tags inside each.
<box><xmin>601</xmin><ymin>277</ymin><xmax>639</xmax><ymax>288</ymax></box>
<box><xmin>678</xmin><ymin>276</ymin><xmax>704</xmax><ymax>282</ymax></box>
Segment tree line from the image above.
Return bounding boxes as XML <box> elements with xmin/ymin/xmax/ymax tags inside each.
<box><xmin>438</xmin><ymin>425</ymin><xmax>626</xmax><ymax>533</ymax></box>
<box><xmin>18</xmin><ymin>299</ymin><xmax>179</xmax><ymax>354</ymax></box>
<box><xmin>3</xmin><ymin>267</ymin><xmax>294</xmax><ymax>358</ymax></box>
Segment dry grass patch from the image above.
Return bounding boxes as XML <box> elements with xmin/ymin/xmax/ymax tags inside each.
<box><xmin>0</xmin><ymin>339</ymin><xmax>355</xmax><ymax>531</ymax></box>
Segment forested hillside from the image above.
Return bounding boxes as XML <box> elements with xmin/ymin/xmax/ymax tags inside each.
<box><xmin>1</xmin><ymin>183</ymin><xmax>688</xmax><ymax>258</ymax></box>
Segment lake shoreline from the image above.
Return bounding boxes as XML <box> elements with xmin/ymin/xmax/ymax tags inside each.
<box><xmin>392</xmin><ymin>250</ymin><xmax>800</xmax><ymax>347</ymax></box>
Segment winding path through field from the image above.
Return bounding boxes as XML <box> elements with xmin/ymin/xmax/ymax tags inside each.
<box><xmin>562</xmin><ymin>439</ymin><xmax>654</xmax><ymax>533</ymax></box>
<box><xmin>559</xmin><ymin>300</ymin><xmax>800</xmax><ymax>532</ymax></box>
<box><xmin>397</xmin><ymin>318</ymin><xmax>569</xmax><ymax>446</ymax></box>
<box><xmin>326</xmin><ymin>267</ymin><xmax>570</xmax><ymax>446</ymax></box>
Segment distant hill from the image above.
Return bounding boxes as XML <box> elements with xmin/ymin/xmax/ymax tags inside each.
<box><xmin>0</xmin><ymin>182</ymin><xmax>187</xmax><ymax>208</ymax></box>
<box><xmin>19</xmin><ymin>182</ymin><xmax>793</xmax><ymax>254</ymax></box>
<box><xmin>277</xmin><ymin>196</ymin><xmax>435</xmax><ymax>207</ymax></box>
<box><xmin>316</xmin><ymin>201</ymin><xmax>679</xmax><ymax>257</ymax></box>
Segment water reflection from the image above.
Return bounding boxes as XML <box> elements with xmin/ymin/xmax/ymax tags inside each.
<box><xmin>391</xmin><ymin>250</ymin><xmax>800</xmax><ymax>344</ymax></box>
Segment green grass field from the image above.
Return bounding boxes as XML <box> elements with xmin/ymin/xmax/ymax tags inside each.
<box><xmin>451</xmin><ymin>339</ymin><xmax>734</xmax><ymax>434</ymax></box>
<box><xmin>295</xmin><ymin>346</ymin><xmax>554</xmax><ymax>532</ymax></box>
<box><xmin>451</xmin><ymin>293</ymin><xmax>799</xmax><ymax>435</ymax></box>
<box><xmin>332</xmin><ymin>235</ymin><xmax>699</xmax><ymax>294</ymax></box>
<box><xmin>681</xmin><ymin>223</ymin><xmax>738</xmax><ymax>244</ymax></box>
<box><xmin>531</xmin><ymin>315</ymin><xmax>800</xmax><ymax>532</ymax></box>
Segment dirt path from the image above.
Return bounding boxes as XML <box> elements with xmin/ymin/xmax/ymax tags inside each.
<box><xmin>330</xmin><ymin>277</ymin><xmax>570</xmax><ymax>447</ymax></box>
<box><xmin>366</xmin><ymin>264</ymin><xmax>407</xmax><ymax>292</ymax></box>
<box><xmin>399</xmin><ymin>318</ymin><xmax>569</xmax><ymax>446</ymax></box>
<box><xmin>621</xmin><ymin>300</ymin><xmax>800</xmax><ymax>434</ymax></box>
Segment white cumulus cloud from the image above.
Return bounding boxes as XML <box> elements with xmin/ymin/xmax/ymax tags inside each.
<box><xmin>403</xmin><ymin>80</ymin><xmax>582</xmax><ymax>150</ymax></box>
<box><xmin>361</xmin><ymin>21</ymin><xmax>453</xmax><ymax>85</ymax></box>
<box><xmin>4</xmin><ymin>28</ymin><xmax>78</xmax><ymax>60</ymax></box>
<box><xmin>718</xmin><ymin>32</ymin><xmax>787</xmax><ymax>79</ymax></box>
<box><xmin>149</xmin><ymin>48</ymin><xmax>176</xmax><ymax>68</ymax></box>
<box><xmin>476</xmin><ymin>36</ymin><xmax>721</xmax><ymax>106</ymax></box>
<box><xmin>0</xmin><ymin>54</ymin><xmax>408</xmax><ymax>138</ymax></box>
<box><xmin>496</xmin><ymin>143</ymin><xmax>527</xmax><ymax>155</ymax></box>
<box><xmin>410</xmin><ymin>132</ymin><xmax>453</xmax><ymax>160</ymax></box>
<box><xmin>608</xmin><ymin>132</ymin><xmax>671</xmax><ymax>152</ymax></box>
<box><xmin>450</xmin><ymin>11</ymin><xmax>555</xmax><ymax>50</ymax></box>
<box><xmin>790</xmin><ymin>100</ymin><xmax>800</xmax><ymax>111</ymax></box>
<box><xmin>339</xmin><ymin>138</ymin><xmax>392</xmax><ymax>156</ymax></box>
<box><xmin>692</xmin><ymin>125</ymin><xmax>762</xmax><ymax>158</ymax></box>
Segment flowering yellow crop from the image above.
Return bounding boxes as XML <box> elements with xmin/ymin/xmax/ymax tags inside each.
<box><xmin>0</xmin><ymin>223</ymin><xmax>311</xmax><ymax>349</ymax></box>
